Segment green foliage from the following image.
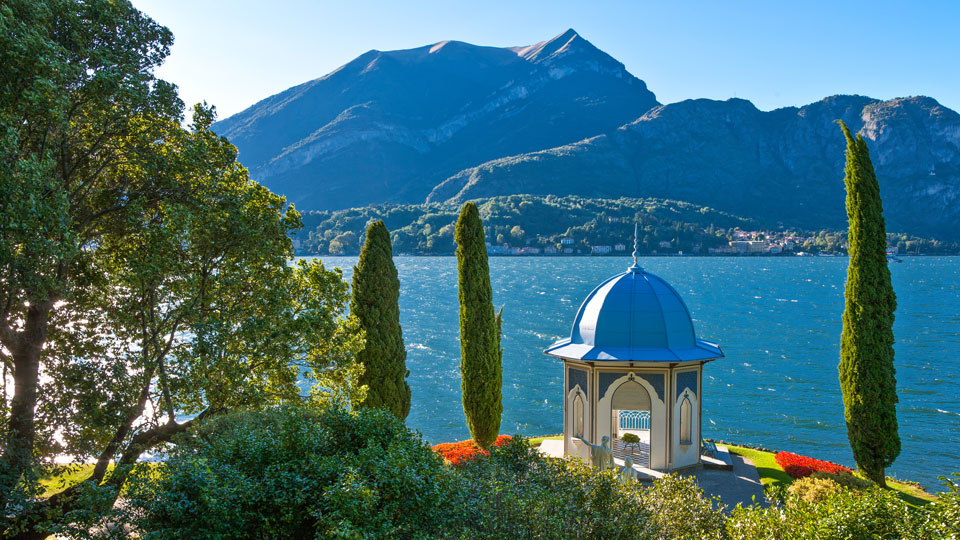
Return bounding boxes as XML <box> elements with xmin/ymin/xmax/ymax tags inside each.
<box><xmin>455</xmin><ymin>203</ymin><xmax>502</xmax><ymax>449</ymax></box>
<box><xmin>292</xmin><ymin>260</ymin><xmax>368</xmax><ymax>411</ymax></box>
<box><xmin>90</xmin><ymin>413</ymin><xmax>960</xmax><ymax>540</ymax></box>
<box><xmin>0</xmin><ymin>0</ymin><xmax>181</xmax><ymax>495</ymax></box>
<box><xmin>110</xmin><ymin>417</ymin><xmax>725</xmax><ymax>540</ymax></box>
<box><xmin>300</xmin><ymin>195</ymin><xmax>959</xmax><ymax>256</ymax></box>
<box><xmin>351</xmin><ymin>220</ymin><xmax>410</xmax><ymax>419</ymax></box>
<box><xmin>301</xmin><ymin>195</ymin><xmax>755</xmax><ymax>255</ymax></box>
<box><xmin>640</xmin><ymin>474</ymin><xmax>727</xmax><ymax>540</ymax></box>
<box><xmin>917</xmin><ymin>474</ymin><xmax>960</xmax><ymax>538</ymax></box>
<box><xmin>0</xmin><ymin>1</ymin><xmax>365</xmax><ymax>535</ymax></box>
<box><xmin>728</xmin><ymin>486</ymin><xmax>916</xmax><ymax>540</ymax></box>
<box><xmin>454</xmin><ymin>438</ymin><xmax>660</xmax><ymax>539</ymax></box>
<box><xmin>811</xmin><ymin>470</ymin><xmax>876</xmax><ymax>491</ymax></box>
<box><xmin>837</xmin><ymin>121</ymin><xmax>900</xmax><ymax>486</ymax></box>
<box><xmin>0</xmin><ymin>0</ymin><xmax>193</xmax><ymax>527</ymax></box>
<box><xmin>112</xmin><ymin>407</ymin><xmax>456</xmax><ymax>539</ymax></box>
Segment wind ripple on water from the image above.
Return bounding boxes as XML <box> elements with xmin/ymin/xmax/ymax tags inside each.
<box><xmin>307</xmin><ymin>256</ymin><xmax>960</xmax><ymax>491</ymax></box>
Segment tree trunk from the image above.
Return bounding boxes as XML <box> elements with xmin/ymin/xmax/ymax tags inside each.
<box><xmin>1</xmin><ymin>301</ymin><xmax>51</xmax><ymax>501</ymax></box>
<box><xmin>90</xmin><ymin>367</ymin><xmax>155</xmax><ymax>484</ymax></box>
<box><xmin>5</xmin><ymin>409</ymin><xmax>220</xmax><ymax>540</ymax></box>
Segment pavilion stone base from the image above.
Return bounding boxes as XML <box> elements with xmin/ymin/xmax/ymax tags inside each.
<box><xmin>537</xmin><ymin>437</ymin><xmax>665</xmax><ymax>482</ymax></box>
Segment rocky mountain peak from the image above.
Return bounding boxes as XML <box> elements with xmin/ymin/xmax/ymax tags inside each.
<box><xmin>515</xmin><ymin>28</ymin><xmax>583</xmax><ymax>60</ymax></box>
<box><xmin>513</xmin><ymin>28</ymin><xmax>629</xmax><ymax>78</ymax></box>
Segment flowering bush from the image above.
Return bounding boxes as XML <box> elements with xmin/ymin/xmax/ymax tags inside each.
<box><xmin>775</xmin><ymin>451</ymin><xmax>852</xmax><ymax>479</ymax></box>
<box><xmin>432</xmin><ymin>435</ymin><xmax>512</xmax><ymax>465</ymax></box>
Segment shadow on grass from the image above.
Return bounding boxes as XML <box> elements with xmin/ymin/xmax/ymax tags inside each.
<box><xmin>754</xmin><ymin>465</ymin><xmax>793</xmax><ymax>488</ymax></box>
<box><xmin>726</xmin><ymin>444</ymin><xmax>937</xmax><ymax>508</ymax></box>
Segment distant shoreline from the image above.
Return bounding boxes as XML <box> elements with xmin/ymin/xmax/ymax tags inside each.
<box><xmin>298</xmin><ymin>253</ymin><xmax>957</xmax><ymax>258</ymax></box>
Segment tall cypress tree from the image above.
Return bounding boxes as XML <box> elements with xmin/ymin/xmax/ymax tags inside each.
<box><xmin>351</xmin><ymin>220</ymin><xmax>410</xmax><ymax>419</ymax></box>
<box><xmin>838</xmin><ymin>121</ymin><xmax>899</xmax><ymax>487</ymax></box>
<box><xmin>455</xmin><ymin>202</ymin><xmax>503</xmax><ymax>449</ymax></box>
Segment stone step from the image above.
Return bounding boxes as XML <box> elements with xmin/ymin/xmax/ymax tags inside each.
<box><xmin>701</xmin><ymin>445</ymin><xmax>734</xmax><ymax>470</ymax></box>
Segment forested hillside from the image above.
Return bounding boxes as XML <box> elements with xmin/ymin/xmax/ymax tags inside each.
<box><xmin>298</xmin><ymin>195</ymin><xmax>956</xmax><ymax>256</ymax></box>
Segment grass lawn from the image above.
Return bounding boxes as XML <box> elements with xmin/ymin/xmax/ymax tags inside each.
<box><xmin>725</xmin><ymin>444</ymin><xmax>938</xmax><ymax>508</ymax></box>
<box><xmin>39</xmin><ymin>462</ymin><xmax>160</xmax><ymax>497</ymax></box>
<box><xmin>525</xmin><ymin>434</ymin><xmax>563</xmax><ymax>447</ymax></box>
<box><xmin>724</xmin><ymin>444</ymin><xmax>793</xmax><ymax>489</ymax></box>
<box><xmin>39</xmin><ymin>464</ymin><xmax>108</xmax><ymax>497</ymax></box>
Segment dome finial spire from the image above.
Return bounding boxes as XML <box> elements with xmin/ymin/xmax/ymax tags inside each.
<box><xmin>629</xmin><ymin>222</ymin><xmax>643</xmax><ymax>273</ymax></box>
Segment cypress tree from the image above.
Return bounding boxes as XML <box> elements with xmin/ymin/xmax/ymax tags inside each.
<box><xmin>837</xmin><ymin>121</ymin><xmax>899</xmax><ymax>487</ymax></box>
<box><xmin>455</xmin><ymin>202</ymin><xmax>503</xmax><ymax>449</ymax></box>
<box><xmin>351</xmin><ymin>220</ymin><xmax>410</xmax><ymax>419</ymax></box>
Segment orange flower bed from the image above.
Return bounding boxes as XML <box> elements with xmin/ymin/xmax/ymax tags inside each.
<box><xmin>775</xmin><ymin>451</ymin><xmax>852</xmax><ymax>479</ymax></box>
<box><xmin>432</xmin><ymin>435</ymin><xmax>513</xmax><ymax>466</ymax></box>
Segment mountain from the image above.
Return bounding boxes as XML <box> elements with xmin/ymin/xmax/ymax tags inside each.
<box><xmin>216</xmin><ymin>29</ymin><xmax>960</xmax><ymax>241</ymax></box>
<box><xmin>429</xmin><ymin>95</ymin><xmax>960</xmax><ymax>240</ymax></box>
<box><xmin>213</xmin><ymin>29</ymin><xmax>659</xmax><ymax>210</ymax></box>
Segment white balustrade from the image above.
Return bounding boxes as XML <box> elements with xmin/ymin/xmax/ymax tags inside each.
<box><xmin>617</xmin><ymin>410</ymin><xmax>650</xmax><ymax>431</ymax></box>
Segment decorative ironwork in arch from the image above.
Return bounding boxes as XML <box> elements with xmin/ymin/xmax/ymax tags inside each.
<box><xmin>618</xmin><ymin>410</ymin><xmax>651</xmax><ymax>431</ymax></box>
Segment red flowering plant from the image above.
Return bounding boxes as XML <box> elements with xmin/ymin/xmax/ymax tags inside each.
<box><xmin>775</xmin><ymin>451</ymin><xmax>853</xmax><ymax>479</ymax></box>
<box><xmin>432</xmin><ymin>435</ymin><xmax>513</xmax><ymax>466</ymax></box>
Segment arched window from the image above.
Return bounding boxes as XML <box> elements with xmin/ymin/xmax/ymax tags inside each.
<box><xmin>679</xmin><ymin>397</ymin><xmax>692</xmax><ymax>444</ymax></box>
<box><xmin>573</xmin><ymin>394</ymin><xmax>584</xmax><ymax>438</ymax></box>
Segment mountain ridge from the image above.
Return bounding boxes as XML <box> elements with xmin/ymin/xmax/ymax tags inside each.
<box><xmin>213</xmin><ymin>29</ymin><xmax>659</xmax><ymax>210</ymax></box>
<box><xmin>428</xmin><ymin>94</ymin><xmax>960</xmax><ymax>239</ymax></box>
<box><xmin>214</xmin><ymin>30</ymin><xmax>960</xmax><ymax>240</ymax></box>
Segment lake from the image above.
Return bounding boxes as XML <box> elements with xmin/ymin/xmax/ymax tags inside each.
<box><xmin>307</xmin><ymin>255</ymin><xmax>960</xmax><ymax>491</ymax></box>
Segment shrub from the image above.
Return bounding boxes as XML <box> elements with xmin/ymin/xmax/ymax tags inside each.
<box><xmin>917</xmin><ymin>474</ymin><xmax>960</xmax><ymax>538</ymax></box>
<box><xmin>97</xmin><ymin>408</ymin><xmax>945</xmax><ymax>540</ymax></box>
<box><xmin>432</xmin><ymin>435</ymin><xmax>512</xmax><ymax>465</ymax></box>
<box><xmin>811</xmin><ymin>470</ymin><xmax>875</xmax><ymax>491</ymax></box>
<box><xmin>814</xmin><ymin>486</ymin><xmax>916</xmax><ymax>538</ymax></box>
<box><xmin>112</xmin><ymin>407</ymin><xmax>456</xmax><ymax>539</ymax></box>
<box><xmin>641</xmin><ymin>474</ymin><xmax>727</xmax><ymax>540</ymax></box>
<box><xmin>452</xmin><ymin>437</ymin><xmax>659</xmax><ymax>539</ymax></box>
<box><xmin>788</xmin><ymin>475</ymin><xmax>840</xmax><ymax>504</ymax></box>
<box><xmin>775</xmin><ymin>451</ymin><xmax>852</xmax><ymax>479</ymax></box>
<box><xmin>727</xmin><ymin>485</ymin><xmax>916</xmax><ymax>540</ymax></box>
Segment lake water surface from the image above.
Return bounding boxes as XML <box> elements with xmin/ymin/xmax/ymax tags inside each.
<box><xmin>308</xmin><ymin>255</ymin><xmax>960</xmax><ymax>490</ymax></box>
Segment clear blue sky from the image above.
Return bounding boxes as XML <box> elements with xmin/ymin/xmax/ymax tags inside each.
<box><xmin>131</xmin><ymin>0</ymin><xmax>960</xmax><ymax>119</ymax></box>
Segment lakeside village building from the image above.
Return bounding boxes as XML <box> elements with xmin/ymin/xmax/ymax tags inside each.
<box><xmin>486</xmin><ymin>234</ymin><xmax>807</xmax><ymax>256</ymax></box>
<box><xmin>539</xmin><ymin>235</ymin><xmax>723</xmax><ymax>475</ymax></box>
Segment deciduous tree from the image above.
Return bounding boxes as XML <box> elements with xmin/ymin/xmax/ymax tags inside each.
<box><xmin>0</xmin><ymin>2</ymin><xmax>364</xmax><ymax>537</ymax></box>
<box><xmin>1</xmin><ymin>0</ymin><xmax>181</xmax><ymax>504</ymax></box>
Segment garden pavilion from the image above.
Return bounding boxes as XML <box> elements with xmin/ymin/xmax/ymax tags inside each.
<box><xmin>544</xmin><ymin>232</ymin><xmax>723</xmax><ymax>472</ymax></box>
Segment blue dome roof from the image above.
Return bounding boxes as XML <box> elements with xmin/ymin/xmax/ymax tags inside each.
<box><xmin>545</xmin><ymin>266</ymin><xmax>722</xmax><ymax>362</ymax></box>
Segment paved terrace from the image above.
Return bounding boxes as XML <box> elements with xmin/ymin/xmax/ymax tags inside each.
<box><xmin>538</xmin><ymin>440</ymin><xmax>768</xmax><ymax>509</ymax></box>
